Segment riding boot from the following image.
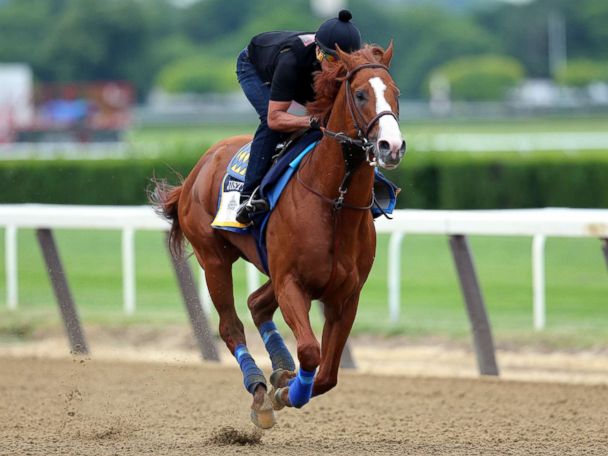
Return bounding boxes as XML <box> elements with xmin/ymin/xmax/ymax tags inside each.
<box><xmin>236</xmin><ymin>193</ymin><xmax>252</xmax><ymax>224</ymax></box>
<box><xmin>236</xmin><ymin>188</ymin><xmax>269</xmax><ymax>225</ymax></box>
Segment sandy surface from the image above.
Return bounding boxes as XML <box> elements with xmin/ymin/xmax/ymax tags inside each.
<box><xmin>1</xmin><ymin>356</ymin><xmax>607</xmax><ymax>456</ymax></box>
<box><xmin>2</xmin><ymin>326</ymin><xmax>608</xmax><ymax>385</ymax></box>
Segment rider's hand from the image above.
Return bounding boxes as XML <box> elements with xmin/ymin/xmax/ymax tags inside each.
<box><xmin>309</xmin><ymin>116</ymin><xmax>321</xmax><ymax>130</ymax></box>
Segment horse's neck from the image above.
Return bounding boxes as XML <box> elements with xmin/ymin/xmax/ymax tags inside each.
<box><xmin>303</xmin><ymin>109</ymin><xmax>375</xmax><ymax>206</ymax></box>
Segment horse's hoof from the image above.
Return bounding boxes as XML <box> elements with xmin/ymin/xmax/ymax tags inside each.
<box><xmin>250</xmin><ymin>408</ymin><xmax>275</xmax><ymax>429</ymax></box>
<box><xmin>269</xmin><ymin>369</ymin><xmax>295</xmax><ymax>388</ymax></box>
<box><xmin>250</xmin><ymin>392</ymin><xmax>276</xmax><ymax>429</ymax></box>
<box><xmin>270</xmin><ymin>386</ymin><xmax>289</xmax><ymax>411</ymax></box>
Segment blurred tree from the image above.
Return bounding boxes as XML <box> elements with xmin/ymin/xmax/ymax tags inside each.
<box><xmin>556</xmin><ymin>59</ymin><xmax>608</xmax><ymax>87</ymax></box>
<box><xmin>475</xmin><ymin>0</ymin><xmax>608</xmax><ymax>78</ymax></box>
<box><xmin>0</xmin><ymin>0</ymin><xmax>68</xmax><ymax>78</ymax></box>
<box><xmin>156</xmin><ymin>54</ymin><xmax>238</xmax><ymax>94</ymax></box>
<box><xmin>1</xmin><ymin>0</ymin><xmax>607</xmax><ymax>98</ymax></box>
<box><xmin>348</xmin><ymin>1</ymin><xmax>502</xmax><ymax>96</ymax></box>
<box><xmin>475</xmin><ymin>1</ymin><xmax>553</xmax><ymax>77</ymax></box>
<box><xmin>181</xmin><ymin>0</ymin><xmax>256</xmax><ymax>44</ymax></box>
<box><xmin>572</xmin><ymin>0</ymin><xmax>608</xmax><ymax>59</ymax></box>
<box><xmin>376</xmin><ymin>6</ymin><xmax>500</xmax><ymax>97</ymax></box>
<box><xmin>40</xmin><ymin>0</ymin><xmax>151</xmax><ymax>94</ymax></box>
<box><xmin>186</xmin><ymin>0</ymin><xmax>318</xmax><ymax>58</ymax></box>
<box><xmin>428</xmin><ymin>55</ymin><xmax>525</xmax><ymax>100</ymax></box>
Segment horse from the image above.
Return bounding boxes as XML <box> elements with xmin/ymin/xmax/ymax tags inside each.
<box><xmin>151</xmin><ymin>42</ymin><xmax>406</xmax><ymax>429</ymax></box>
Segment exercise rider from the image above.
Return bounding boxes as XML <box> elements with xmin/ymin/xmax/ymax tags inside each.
<box><xmin>235</xmin><ymin>9</ymin><xmax>362</xmax><ymax>224</ymax></box>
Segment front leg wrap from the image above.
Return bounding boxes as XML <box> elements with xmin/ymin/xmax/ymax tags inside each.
<box><xmin>259</xmin><ymin>321</ymin><xmax>296</xmax><ymax>372</ymax></box>
<box><xmin>234</xmin><ymin>344</ymin><xmax>266</xmax><ymax>394</ymax></box>
<box><xmin>287</xmin><ymin>368</ymin><xmax>316</xmax><ymax>408</ymax></box>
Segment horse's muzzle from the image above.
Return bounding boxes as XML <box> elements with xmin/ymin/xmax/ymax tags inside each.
<box><xmin>376</xmin><ymin>138</ymin><xmax>406</xmax><ymax>170</ymax></box>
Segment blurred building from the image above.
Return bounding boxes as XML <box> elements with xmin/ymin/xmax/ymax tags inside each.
<box><xmin>0</xmin><ymin>64</ymin><xmax>33</xmax><ymax>142</ymax></box>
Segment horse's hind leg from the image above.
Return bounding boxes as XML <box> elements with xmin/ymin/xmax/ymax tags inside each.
<box><xmin>247</xmin><ymin>281</ymin><xmax>296</xmax><ymax>393</ymax></box>
<box><xmin>192</xmin><ymin>246</ymin><xmax>275</xmax><ymax>429</ymax></box>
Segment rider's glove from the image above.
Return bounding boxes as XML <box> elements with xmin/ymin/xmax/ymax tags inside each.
<box><xmin>309</xmin><ymin>116</ymin><xmax>321</xmax><ymax>130</ymax></box>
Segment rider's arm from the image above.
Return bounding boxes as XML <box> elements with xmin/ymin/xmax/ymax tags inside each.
<box><xmin>267</xmin><ymin>51</ymin><xmax>313</xmax><ymax>132</ymax></box>
<box><xmin>267</xmin><ymin>101</ymin><xmax>312</xmax><ymax>132</ymax></box>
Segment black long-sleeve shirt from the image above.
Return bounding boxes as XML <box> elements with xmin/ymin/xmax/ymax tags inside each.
<box><xmin>247</xmin><ymin>31</ymin><xmax>321</xmax><ymax>105</ymax></box>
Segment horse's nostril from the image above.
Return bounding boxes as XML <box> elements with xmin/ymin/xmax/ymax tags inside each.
<box><xmin>378</xmin><ymin>140</ymin><xmax>390</xmax><ymax>153</ymax></box>
<box><xmin>400</xmin><ymin>140</ymin><xmax>406</xmax><ymax>154</ymax></box>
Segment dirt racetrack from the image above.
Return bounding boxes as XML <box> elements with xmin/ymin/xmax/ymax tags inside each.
<box><xmin>1</xmin><ymin>356</ymin><xmax>607</xmax><ymax>455</ymax></box>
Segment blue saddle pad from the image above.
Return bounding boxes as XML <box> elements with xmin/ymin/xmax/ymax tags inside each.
<box><xmin>212</xmin><ymin>130</ymin><xmax>400</xmax><ymax>274</ymax></box>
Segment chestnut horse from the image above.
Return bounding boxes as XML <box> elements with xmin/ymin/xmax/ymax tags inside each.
<box><xmin>151</xmin><ymin>43</ymin><xmax>405</xmax><ymax>428</ymax></box>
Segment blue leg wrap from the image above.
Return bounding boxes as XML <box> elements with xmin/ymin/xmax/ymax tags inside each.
<box><xmin>287</xmin><ymin>368</ymin><xmax>316</xmax><ymax>408</ymax></box>
<box><xmin>234</xmin><ymin>344</ymin><xmax>266</xmax><ymax>395</ymax></box>
<box><xmin>259</xmin><ymin>321</ymin><xmax>296</xmax><ymax>372</ymax></box>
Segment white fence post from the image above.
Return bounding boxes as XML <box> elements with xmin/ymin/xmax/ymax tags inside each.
<box><xmin>532</xmin><ymin>235</ymin><xmax>546</xmax><ymax>330</ymax></box>
<box><xmin>246</xmin><ymin>262</ymin><xmax>260</xmax><ymax>296</ymax></box>
<box><xmin>388</xmin><ymin>232</ymin><xmax>405</xmax><ymax>323</ymax></box>
<box><xmin>198</xmin><ymin>267</ymin><xmax>212</xmax><ymax>315</ymax></box>
<box><xmin>121</xmin><ymin>228</ymin><xmax>136</xmax><ymax>315</ymax></box>
<box><xmin>5</xmin><ymin>225</ymin><xmax>18</xmax><ymax>310</ymax></box>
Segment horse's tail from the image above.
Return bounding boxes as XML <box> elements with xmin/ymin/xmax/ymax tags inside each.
<box><xmin>148</xmin><ymin>178</ymin><xmax>184</xmax><ymax>257</ymax></box>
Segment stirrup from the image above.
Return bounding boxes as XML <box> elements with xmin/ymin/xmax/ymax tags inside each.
<box><xmin>244</xmin><ymin>188</ymin><xmax>269</xmax><ymax>212</ymax></box>
<box><xmin>235</xmin><ymin>189</ymin><xmax>268</xmax><ymax>224</ymax></box>
<box><xmin>246</xmin><ymin>198</ymin><xmax>269</xmax><ymax>212</ymax></box>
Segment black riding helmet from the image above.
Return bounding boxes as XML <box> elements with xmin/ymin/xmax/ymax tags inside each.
<box><xmin>315</xmin><ymin>9</ymin><xmax>362</xmax><ymax>57</ymax></box>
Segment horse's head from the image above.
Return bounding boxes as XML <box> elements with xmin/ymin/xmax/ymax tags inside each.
<box><xmin>309</xmin><ymin>42</ymin><xmax>406</xmax><ymax>170</ymax></box>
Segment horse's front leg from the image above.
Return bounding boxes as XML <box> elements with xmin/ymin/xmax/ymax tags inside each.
<box><xmin>312</xmin><ymin>292</ymin><xmax>359</xmax><ymax>397</ymax></box>
<box><xmin>272</xmin><ymin>274</ymin><xmax>320</xmax><ymax>409</ymax></box>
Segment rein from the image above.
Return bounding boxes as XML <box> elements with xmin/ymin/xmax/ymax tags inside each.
<box><xmin>298</xmin><ymin>62</ymin><xmax>398</xmax><ymax>212</ymax></box>
<box><xmin>296</xmin><ymin>157</ymin><xmax>374</xmax><ymax>212</ymax></box>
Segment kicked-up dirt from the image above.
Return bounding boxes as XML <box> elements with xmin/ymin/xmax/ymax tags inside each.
<box><xmin>1</xmin><ymin>356</ymin><xmax>607</xmax><ymax>455</ymax></box>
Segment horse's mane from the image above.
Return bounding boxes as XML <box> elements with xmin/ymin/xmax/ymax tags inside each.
<box><xmin>306</xmin><ymin>44</ymin><xmax>388</xmax><ymax>125</ymax></box>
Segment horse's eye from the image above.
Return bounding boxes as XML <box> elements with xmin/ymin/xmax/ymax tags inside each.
<box><xmin>355</xmin><ymin>90</ymin><xmax>366</xmax><ymax>102</ymax></box>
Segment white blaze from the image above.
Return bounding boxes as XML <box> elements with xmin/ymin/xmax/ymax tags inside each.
<box><xmin>368</xmin><ymin>76</ymin><xmax>402</xmax><ymax>146</ymax></box>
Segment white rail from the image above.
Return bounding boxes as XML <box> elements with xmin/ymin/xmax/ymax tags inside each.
<box><xmin>375</xmin><ymin>208</ymin><xmax>608</xmax><ymax>328</ymax></box>
<box><xmin>1</xmin><ymin>204</ymin><xmax>607</xmax><ymax>329</ymax></box>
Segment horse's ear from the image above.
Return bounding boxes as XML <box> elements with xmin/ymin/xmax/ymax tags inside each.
<box><xmin>381</xmin><ymin>40</ymin><xmax>394</xmax><ymax>67</ymax></box>
<box><xmin>336</xmin><ymin>44</ymin><xmax>355</xmax><ymax>72</ymax></box>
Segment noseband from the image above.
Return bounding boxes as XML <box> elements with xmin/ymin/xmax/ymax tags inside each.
<box><xmin>322</xmin><ymin>62</ymin><xmax>399</xmax><ymax>166</ymax></box>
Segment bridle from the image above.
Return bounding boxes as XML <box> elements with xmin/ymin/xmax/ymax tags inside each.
<box><xmin>322</xmin><ymin>62</ymin><xmax>399</xmax><ymax>167</ymax></box>
<box><xmin>297</xmin><ymin>61</ymin><xmax>399</xmax><ymax>212</ymax></box>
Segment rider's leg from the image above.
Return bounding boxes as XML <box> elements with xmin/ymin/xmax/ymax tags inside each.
<box><xmin>235</xmin><ymin>49</ymin><xmax>282</xmax><ymax>218</ymax></box>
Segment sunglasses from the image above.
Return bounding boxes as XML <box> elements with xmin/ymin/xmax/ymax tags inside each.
<box><xmin>321</xmin><ymin>51</ymin><xmax>337</xmax><ymax>62</ymax></box>
<box><xmin>315</xmin><ymin>40</ymin><xmax>339</xmax><ymax>63</ymax></box>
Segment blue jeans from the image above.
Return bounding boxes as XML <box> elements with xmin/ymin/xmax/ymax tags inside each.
<box><xmin>236</xmin><ymin>48</ymin><xmax>283</xmax><ymax>197</ymax></box>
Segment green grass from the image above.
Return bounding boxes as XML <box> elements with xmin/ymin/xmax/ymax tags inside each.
<box><xmin>0</xmin><ymin>229</ymin><xmax>606</xmax><ymax>350</ymax></box>
<box><xmin>402</xmin><ymin>115</ymin><xmax>608</xmax><ymax>134</ymax></box>
<box><xmin>127</xmin><ymin>115</ymin><xmax>608</xmax><ymax>155</ymax></box>
<box><xmin>3</xmin><ymin>114</ymin><xmax>608</xmax><ymax>348</ymax></box>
